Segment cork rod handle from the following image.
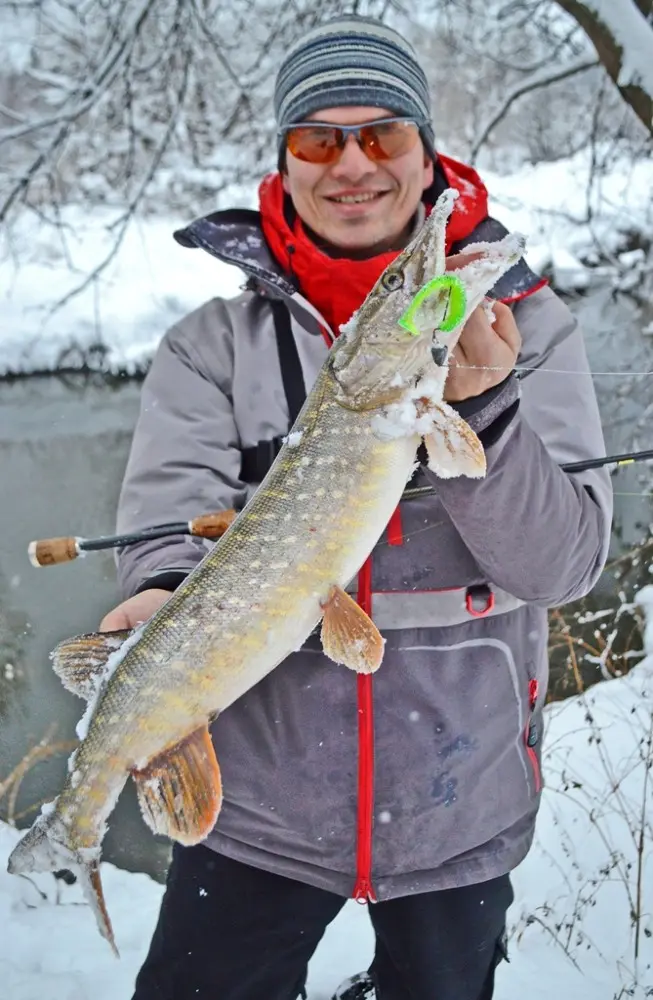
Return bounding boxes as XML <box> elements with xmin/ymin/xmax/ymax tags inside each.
<box><xmin>28</xmin><ymin>537</ymin><xmax>80</xmax><ymax>567</ymax></box>
<box><xmin>189</xmin><ymin>510</ymin><xmax>236</xmax><ymax>538</ymax></box>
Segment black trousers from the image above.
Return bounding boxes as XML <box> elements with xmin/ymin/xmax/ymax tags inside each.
<box><xmin>132</xmin><ymin>844</ymin><xmax>512</xmax><ymax>1000</ymax></box>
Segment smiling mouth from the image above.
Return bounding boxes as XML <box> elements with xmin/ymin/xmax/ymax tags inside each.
<box><xmin>326</xmin><ymin>191</ymin><xmax>390</xmax><ymax>204</ymax></box>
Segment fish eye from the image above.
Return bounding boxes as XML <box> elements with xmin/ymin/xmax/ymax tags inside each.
<box><xmin>381</xmin><ymin>270</ymin><xmax>404</xmax><ymax>292</ymax></box>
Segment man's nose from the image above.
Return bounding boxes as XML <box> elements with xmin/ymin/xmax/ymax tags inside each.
<box><xmin>330</xmin><ymin>134</ymin><xmax>377</xmax><ymax>182</ymax></box>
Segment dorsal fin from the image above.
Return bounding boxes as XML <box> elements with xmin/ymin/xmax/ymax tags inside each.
<box><xmin>50</xmin><ymin>630</ymin><xmax>132</xmax><ymax>700</ymax></box>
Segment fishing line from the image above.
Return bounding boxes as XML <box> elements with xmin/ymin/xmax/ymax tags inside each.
<box><xmin>449</xmin><ymin>363</ymin><xmax>653</xmax><ymax>377</ymax></box>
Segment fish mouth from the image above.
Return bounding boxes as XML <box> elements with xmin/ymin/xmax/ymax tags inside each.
<box><xmin>330</xmin><ymin>187</ymin><xmax>525</xmax><ymax>408</ymax></box>
<box><xmin>392</xmin><ymin>188</ymin><xmax>457</xmax><ymax>291</ymax></box>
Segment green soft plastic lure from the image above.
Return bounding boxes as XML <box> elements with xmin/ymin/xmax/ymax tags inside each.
<box><xmin>397</xmin><ymin>274</ymin><xmax>467</xmax><ymax>337</ymax></box>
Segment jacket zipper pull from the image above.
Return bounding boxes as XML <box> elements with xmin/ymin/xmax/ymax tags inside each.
<box><xmin>353</xmin><ymin>877</ymin><xmax>376</xmax><ymax>904</ymax></box>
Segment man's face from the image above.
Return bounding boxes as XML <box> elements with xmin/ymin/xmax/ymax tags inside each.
<box><xmin>282</xmin><ymin>106</ymin><xmax>434</xmax><ymax>257</ymax></box>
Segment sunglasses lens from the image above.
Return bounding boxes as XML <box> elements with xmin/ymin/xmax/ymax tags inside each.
<box><xmin>362</xmin><ymin>120</ymin><xmax>420</xmax><ymax>160</ymax></box>
<box><xmin>284</xmin><ymin>120</ymin><xmax>421</xmax><ymax>164</ymax></box>
<box><xmin>286</xmin><ymin>126</ymin><xmax>341</xmax><ymax>163</ymax></box>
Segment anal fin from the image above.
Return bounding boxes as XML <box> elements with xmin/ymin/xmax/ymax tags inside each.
<box><xmin>421</xmin><ymin>400</ymin><xmax>486</xmax><ymax>479</ymax></box>
<box><xmin>320</xmin><ymin>585</ymin><xmax>385</xmax><ymax>674</ymax></box>
<box><xmin>50</xmin><ymin>629</ymin><xmax>132</xmax><ymax>700</ymax></box>
<box><xmin>132</xmin><ymin>725</ymin><xmax>223</xmax><ymax>846</ymax></box>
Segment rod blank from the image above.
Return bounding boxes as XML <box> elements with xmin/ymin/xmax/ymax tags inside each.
<box><xmin>25</xmin><ymin>448</ymin><xmax>653</xmax><ymax>568</ymax></box>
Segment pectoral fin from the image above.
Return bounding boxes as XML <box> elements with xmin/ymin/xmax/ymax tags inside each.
<box><xmin>421</xmin><ymin>401</ymin><xmax>486</xmax><ymax>479</ymax></box>
<box><xmin>132</xmin><ymin>725</ymin><xmax>223</xmax><ymax>845</ymax></box>
<box><xmin>50</xmin><ymin>629</ymin><xmax>132</xmax><ymax>700</ymax></box>
<box><xmin>320</xmin><ymin>585</ymin><xmax>385</xmax><ymax>674</ymax></box>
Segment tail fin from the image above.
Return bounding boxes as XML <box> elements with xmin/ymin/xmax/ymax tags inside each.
<box><xmin>81</xmin><ymin>859</ymin><xmax>118</xmax><ymax>957</ymax></box>
<box><xmin>7</xmin><ymin>813</ymin><xmax>118</xmax><ymax>955</ymax></box>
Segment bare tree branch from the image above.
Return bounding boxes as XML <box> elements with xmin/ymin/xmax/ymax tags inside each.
<box><xmin>46</xmin><ymin>42</ymin><xmax>193</xmax><ymax>318</ymax></box>
<box><xmin>470</xmin><ymin>55</ymin><xmax>598</xmax><ymax>162</ymax></box>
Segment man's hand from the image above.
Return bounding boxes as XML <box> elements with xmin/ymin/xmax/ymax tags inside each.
<box><xmin>99</xmin><ymin>588</ymin><xmax>172</xmax><ymax>632</ymax></box>
<box><xmin>443</xmin><ymin>300</ymin><xmax>521</xmax><ymax>403</ymax></box>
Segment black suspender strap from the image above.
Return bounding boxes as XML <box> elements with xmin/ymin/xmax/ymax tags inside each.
<box><xmin>240</xmin><ymin>299</ymin><xmax>308</xmax><ymax>484</ymax></box>
<box><xmin>270</xmin><ymin>298</ymin><xmax>307</xmax><ymax>426</ymax></box>
<box><xmin>240</xmin><ymin>435</ymin><xmax>285</xmax><ymax>484</ymax></box>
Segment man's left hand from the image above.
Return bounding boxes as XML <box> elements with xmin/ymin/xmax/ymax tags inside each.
<box><xmin>443</xmin><ymin>301</ymin><xmax>522</xmax><ymax>403</ymax></box>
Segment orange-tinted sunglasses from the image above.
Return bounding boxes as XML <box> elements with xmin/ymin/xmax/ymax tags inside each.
<box><xmin>280</xmin><ymin>117</ymin><xmax>424</xmax><ymax>165</ymax></box>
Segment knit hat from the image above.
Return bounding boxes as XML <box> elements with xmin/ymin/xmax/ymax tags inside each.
<box><xmin>274</xmin><ymin>16</ymin><xmax>435</xmax><ymax>165</ymax></box>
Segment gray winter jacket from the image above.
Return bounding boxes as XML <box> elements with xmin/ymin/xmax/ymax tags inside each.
<box><xmin>115</xmin><ymin>205</ymin><xmax>612</xmax><ymax>900</ymax></box>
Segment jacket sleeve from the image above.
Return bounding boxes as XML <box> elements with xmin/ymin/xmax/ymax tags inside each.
<box><xmin>115</xmin><ymin>299</ymin><xmax>252</xmax><ymax>599</ymax></box>
<box><xmin>426</xmin><ymin>285</ymin><xmax>613</xmax><ymax>607</ymax></box>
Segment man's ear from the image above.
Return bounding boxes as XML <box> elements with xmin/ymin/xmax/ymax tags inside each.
<box><xmin>282</xmin><ymin>172</ymin><xmax>291</xmax><ymax>194</ymax></box>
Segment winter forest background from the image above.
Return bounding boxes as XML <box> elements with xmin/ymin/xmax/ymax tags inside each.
<box><xmin>1</xmin><ymin>1</ymin><xmax>653</xmax><ymax>998</ymax></box>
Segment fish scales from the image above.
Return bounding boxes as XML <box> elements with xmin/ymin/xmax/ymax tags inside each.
<box><xmin>58</xmin><ymin>367</ymin><xmax>417</xmax><ymax>844</ymax></box>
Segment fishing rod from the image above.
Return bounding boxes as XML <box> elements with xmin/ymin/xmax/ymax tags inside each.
<box><xmin>401</xmin><ymin>447</ymin><xmax>653</xmax><ymax>500</ymax></box>
<box><xmin>28</xmin><ymin>511</ymin><xmax>236</xmax><ymax>568</ymax></box>
<box><xmin>27</xmin><ymin>448</ymin><xmax>653</xmax><ymax>568</ymax></box>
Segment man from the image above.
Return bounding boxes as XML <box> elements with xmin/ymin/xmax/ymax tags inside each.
<box><xmin>102</xmin><ymin>16</ymin><xmax>612</xmax><ymax>1000</ymax></box>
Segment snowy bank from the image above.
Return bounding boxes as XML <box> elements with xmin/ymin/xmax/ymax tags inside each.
<box><xmin>0</xmin><ymin>148</ymin><xmax>651</xmax><ymax>376</ymax></box>
<box><xmin>2</xmin><ymin>590</ymin><xmax>652</xmax><ymax>999</ymax></box>
<box><xmin>0</xmin><ymin>211</ymin><xmax>245</xmax><ymax>376</ymax></box>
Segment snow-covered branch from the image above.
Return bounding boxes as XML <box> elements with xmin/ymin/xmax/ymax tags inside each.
<box><xmin>554</xmin><ymin>0</ymin><xmax>653</xmax><ymax>135</ymax></box>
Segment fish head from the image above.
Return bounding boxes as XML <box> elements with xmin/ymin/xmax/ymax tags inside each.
<box><xmin>330</xmin><ymin>188</ymin><xmax>526</xmax><ymax>410</ymax></box>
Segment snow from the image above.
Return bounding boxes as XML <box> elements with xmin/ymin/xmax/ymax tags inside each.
<box><xmin>484</xmin><ymin>146</ymin><xmax>653</xmax><ymax>291</ymax></box>
<box><xmin>2</xmin><ymin>598</ymin><xmax>651</xmax><ymax>999</ymax></box>
<box><xmin>1</xmin><ymin>146</ymin><xmax>651</xmax><ymax>376</ymax></box>
<box><xmin>73</xmin><ymin>625</ymin><xmax>144</xmax><ymax>741</ymax></box>
<box><xmin>2</xmin><ymin>7</ymin><xmax>36</xmax><ymax>73</ymax></box>
<box><xmin>0</xmin><ymin>208</ymin><xmax>244</xmax><ymax>375</ymax></box>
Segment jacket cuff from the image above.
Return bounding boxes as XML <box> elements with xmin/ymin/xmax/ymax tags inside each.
<box><xmin>451</xmin><ymin>373</ymin><xmax>520</xmax><ymax>445</ymax></box>
<box><xmin>134</xmin><ymin>571</ymin><xmax>188</xmax><ymax>595</ymax></box>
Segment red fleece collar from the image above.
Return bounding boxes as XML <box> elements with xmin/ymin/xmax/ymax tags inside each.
<box><xmin>258</xmin><ymin>154</ymin><xmax>489</xmax><ymax>337</ymax></box>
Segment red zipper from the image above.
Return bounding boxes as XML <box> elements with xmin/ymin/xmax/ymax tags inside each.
<box><xmin>353</xmin><ymin>672</ymin><xmax>376</xmax><ymax>902</ymax></box>
<box><xmin>352</xmin><ymin>557</ymin><xmax>377</xmax><ymax>903</ymax></box>
<box><xmin>525</xmin><ymin>679</ymin><xmax>542</xmax><ymax>793</ymax></box>
<box><xmin>386</xmin><ymin>506</ymin><xmax>403</xmax><ymax>546</ymax></box>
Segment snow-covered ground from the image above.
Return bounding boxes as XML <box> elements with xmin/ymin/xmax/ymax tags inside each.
<box><xmin>1</xmin><ymin>147</ymin><xmax>651</xmax><ymax>375</ymax></box>
<box><xmin>2</xmin><ymin>587</ymin><xmax>652</xmax><ymax>1000</ymax></box>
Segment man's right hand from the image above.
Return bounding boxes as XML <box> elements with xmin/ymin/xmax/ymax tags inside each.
<box><xmin>99</xmin><ymin>588</ymin><xmax>173</xmax><ymax>632</ymax></box>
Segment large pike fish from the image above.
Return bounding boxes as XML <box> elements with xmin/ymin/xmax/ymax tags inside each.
<box><xmin>7</xmin><ymin>190</ymin><xmax>524</xmax><ymax>952</ymax></box>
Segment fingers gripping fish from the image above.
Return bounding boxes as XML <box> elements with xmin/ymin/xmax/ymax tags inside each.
<box><xmin>6</xmin><ymin>190</ymin><xmax>525</xmax><ymax>952</ymax></box>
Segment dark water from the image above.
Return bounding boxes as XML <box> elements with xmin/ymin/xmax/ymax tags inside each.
<box><xmin>0</xmin><ymin>374</ymin><xmax>172</xmax><ymax>878</ymax></box>
<box><xmin>0</xmin><ymin>286</ymin><xmax>651</xmax><ymax>879</ymax></box>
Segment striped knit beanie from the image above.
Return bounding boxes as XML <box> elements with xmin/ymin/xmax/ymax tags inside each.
<box><xmin>274</xmin><ymin>16</ymin><xmax>435</xmax><ymax>164</ymax></box>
